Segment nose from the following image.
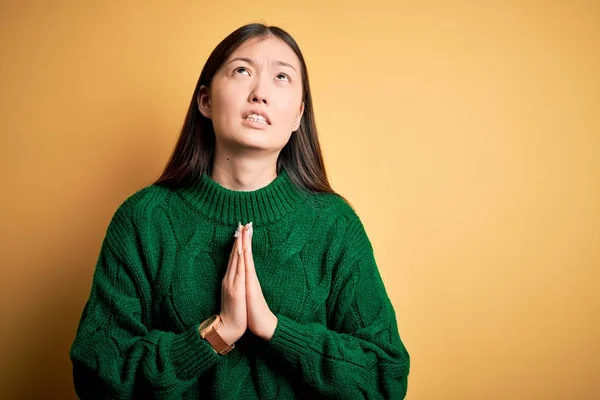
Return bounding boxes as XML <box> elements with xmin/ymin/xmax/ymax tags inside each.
<box><xmin>251</xmin><ymin>95</ymin><xmax>267</xmax><ymax>104</ymax></box>
<box><xmin>248</xmin><ymin>77</ymin><xmax>269</xmax><ymax>105</ymax></box>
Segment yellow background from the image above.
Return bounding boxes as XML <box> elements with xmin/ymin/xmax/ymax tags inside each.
<box><xmin>1</xmin><ymin>1</ymin><xmax>598</xmax><ymax>398</ymax></box>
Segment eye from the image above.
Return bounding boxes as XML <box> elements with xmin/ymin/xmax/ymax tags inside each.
<box><xmin>234</xmin><ymin>67</ymin><xmax>250</xmax><ymax>76</ymax></box>
<box><xmin>276</xmin><ymin>73</ymin><xmax>290</xmax><ymax>82</ymax></box>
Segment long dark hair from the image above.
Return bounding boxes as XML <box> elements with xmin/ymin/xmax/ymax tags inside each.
<box><xmin>154</xmin><ymin>23</ymin><xmax>343</xmax><ymax>200</ymax></box>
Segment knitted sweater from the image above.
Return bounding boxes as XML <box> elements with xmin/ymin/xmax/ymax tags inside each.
<box><xmin>70</xmin><ymin>168</ymin><xmax>410</xmax><ymax>399</ymax></box>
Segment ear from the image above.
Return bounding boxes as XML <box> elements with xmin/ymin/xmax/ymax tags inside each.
<box><xmin>197</xmin><ymin>85</ymin><xmax>212</xmax><ymax>119</ymax></box>
<box><xmin>292</xmin><ymin>101</ymin><xmax>305</xmax><ymax>132</ymax></box>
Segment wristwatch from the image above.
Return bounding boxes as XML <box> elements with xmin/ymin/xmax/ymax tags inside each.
<box><xmin>198</xmin><ymin>314</ymin><xmax>235</xmax><ymax>355</ymax></box>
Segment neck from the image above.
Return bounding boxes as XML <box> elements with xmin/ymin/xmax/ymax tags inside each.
<box><xmin>210</xmin><ymin>141</ymin><xmax>280</xmax><ymax>191</ymax></box>
<box><xmin>178</xmin><ymin>165</ymin><xmax>308</xmax><ymax>226</ymax></box>
<box><xmin>211</xmin><ymin>161</ymin><xmax>278</xmax><ymax>192</ymax></box>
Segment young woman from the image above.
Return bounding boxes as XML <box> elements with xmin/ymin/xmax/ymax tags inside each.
<box><xmin>70</xmin><ymin>23</ymin><xmax>410</xmax><ymax>399</ymax></box>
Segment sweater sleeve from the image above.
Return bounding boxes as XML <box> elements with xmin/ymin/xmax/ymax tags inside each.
<box><xmin>267</xmin><ymin>216</ymin><xmax>410</xmax><ymax>399</ymax></box>
<box><xmin>69</xmin><ymin>202</ymin><xmax>222</xmax><ymax>399</ymax></box>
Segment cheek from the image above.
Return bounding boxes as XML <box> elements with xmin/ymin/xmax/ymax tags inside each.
<box><xmin>274</xmin><ymin>92</ymin><xmax>302</xmax><ymax>124</ymax></box>
<box><xmin>210</xmin><ymin>77</ymin><xmax>243</xmax><ymax>115</ymax></box>
<box><xmin>213</xmin><ymin>89</ymin><xmax>237</xmax><ymax>118</ymax></box>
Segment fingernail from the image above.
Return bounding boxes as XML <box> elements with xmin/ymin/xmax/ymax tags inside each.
<box><xmin>234</xmin><ymin>222</ymin><xmax>242</xmax><ymax>238</ymax></box>
<box><xmin>238</xmin><ymin>225</ymin><xmax>243</xmax><ymax>255</ymax></box>
<box><xmin>248</xmin><ymin>222</ymin><xmax>253</xmax><ymax>238</ymax></box>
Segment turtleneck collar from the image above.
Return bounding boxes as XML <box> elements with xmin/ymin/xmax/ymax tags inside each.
<box><xmin>177</xmin><ymin>168</ymin><xmax>308</xmax><ymax>226</ymax></box>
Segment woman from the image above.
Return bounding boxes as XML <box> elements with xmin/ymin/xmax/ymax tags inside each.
<box><xmin>70</xmin><ymin>23</ymin><xmax>410</xmax><ymax>399</ymax></box>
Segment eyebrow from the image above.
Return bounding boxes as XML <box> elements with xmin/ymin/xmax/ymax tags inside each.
<box><xmin>227</xmin><ymin>57</ymin><xmax>298</xmax><ymax>73</ymax></box>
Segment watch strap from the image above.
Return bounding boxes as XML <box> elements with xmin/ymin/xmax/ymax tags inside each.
<box><xmin>205</xmin><ymin>326</ymin><xmax>235</xmax><ymax>355</ymax></box>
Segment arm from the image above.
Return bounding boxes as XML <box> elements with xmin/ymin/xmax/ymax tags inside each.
<box><xmin>267</xmin><ymin>217</ymin><xmax>410</xmax><ymax>399</ymax></box>
<box><xmin>70</xmin><ymin>204</ymin><xmax>222</xmax><ymax>399</ymax></box>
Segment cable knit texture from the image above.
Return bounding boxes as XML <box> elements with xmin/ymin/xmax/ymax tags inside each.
<box><xmin>70</xmin><ymin>168</ymin><xmax>410</xmax><ymax>399</ymax></box>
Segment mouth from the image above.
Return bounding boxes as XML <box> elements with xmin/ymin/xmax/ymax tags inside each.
<box><xmin>242</xmin><ymin>116</ymin><xmax>270</xmax><ymax>130</ymax></box>
<box><xmin>243</xmin><ymin>110</ymin><xmax>271</xmax><ymax>125</ymax></box>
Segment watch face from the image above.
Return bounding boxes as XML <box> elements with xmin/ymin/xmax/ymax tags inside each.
<box><xmin>199</xmin><ymin>315</ymin><xmax>217</xmax><ymax>331</ymax></box>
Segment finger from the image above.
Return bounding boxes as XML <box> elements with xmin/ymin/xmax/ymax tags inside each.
<box><xmin>241</xmin><ymin>224</ymin><xmax>247</xmax><ymax>254</ymax></box>
<box><xmin>244</xmin><ymin>225</ymin><xmax>266</xmax><ymax>300</ymax></box>
<box><xmin>247</xmin><ymin>222</ymin><xmax>253</xmax><ymax>250</ymax></box>
<box><xmin>243</xmin><ymin>224</ymin><xmax>255</xmax><ymax>273</ymax></box>
<box><xmin>227</xmin><ymin>240</ymin><xmax>240</xmax><ymax>288</ymax></box>
<box><xmin>225</xmin><ymin>229</ymin><xmax>237</xmax><ymax>269</ymax></box>
<box><xmin>243</xmin><ymin>225</ymin><xmax>261</xmax><ymax>297</ymax></box>
<box><xmin>234</xmin><ymin>232</ymin><xmax>246</xmax><ymax>288</ymax></box>
<box><xmin>235</xmin><ymin>231</ymin><xmax>246</xmax><ymax>288</ymax></box>
<box><xmin>225</xmin><ymin>223</ymin><xmax>242</xmax><ymax>286</ymax></box>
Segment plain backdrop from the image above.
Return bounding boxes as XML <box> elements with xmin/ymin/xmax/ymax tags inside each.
<box><xmin>1</xmin><ymin>1</ymin><xmax>598</xmax><ymax>398</ymax></box>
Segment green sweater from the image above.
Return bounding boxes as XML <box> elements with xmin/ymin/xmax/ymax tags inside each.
<box><xmin>70</xmin><ymin>168</ymin><xmax>410</xmax><ymax>399</ymax></box>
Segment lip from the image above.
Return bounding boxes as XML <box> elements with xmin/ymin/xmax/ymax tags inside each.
<box><xmin>242</xmin><ymin>108</ymin><xmax>271</xmax><ymax>125</ymax></box>
<box><xmin>242</xmin><ymin>117</ymin><xmax>270</xmax><ymax>130</ymax></box>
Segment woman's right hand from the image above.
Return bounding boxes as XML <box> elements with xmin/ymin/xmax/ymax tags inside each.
<box><xmin>217</xmin><ymin>223</ymin><xmax>247</xmax><ymax>345</ymax></box>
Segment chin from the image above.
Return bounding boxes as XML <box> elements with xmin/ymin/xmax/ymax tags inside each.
<box><xmin>236</xmin><ymin>130</ymin><xmax>282</xmax><ymax>149</ymax></box>
<box><xmin>217</xmin><ymin>128</ymin><xmax>287</xmax><ymax>153</ymax></box>
<box><xmin>232</xmin><ymin>136</ymin><xmax>273</xmax><ymax>152</ymax></box>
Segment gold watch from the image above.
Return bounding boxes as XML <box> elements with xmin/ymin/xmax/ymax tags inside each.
<box><xmin>198</xmin><ymin>314</ymin><xmax>235</xmax><ymax>355</ymax></box>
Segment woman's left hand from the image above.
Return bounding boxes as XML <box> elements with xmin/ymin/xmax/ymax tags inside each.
<box><xmin>241</xmin><ymin>223</ymin><xmax>278</xmax><ymax>341</ymax></box>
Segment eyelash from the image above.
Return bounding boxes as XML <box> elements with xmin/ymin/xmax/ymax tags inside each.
<box><xmin>234</xmin><ymin>67</ymin><xmax>290</xmax><ymax>82</ymax></box>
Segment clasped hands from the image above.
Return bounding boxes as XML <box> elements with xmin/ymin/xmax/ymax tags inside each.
<box><xmin>217</xmin><ymin>222</ymin><xmax>278</xmax><ymax>345</ymax></box>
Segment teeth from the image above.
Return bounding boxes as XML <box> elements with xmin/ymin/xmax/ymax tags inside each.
<box><xmin>246</xmin><ymin>114</ymin><xmax>268</xmax><ymax>124</ymax></box>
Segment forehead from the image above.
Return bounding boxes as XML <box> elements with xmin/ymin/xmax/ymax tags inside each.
<box><xmin>226</xmin><ymin>36</ymin><xmax>301</xmax><ymax>69</ymax></box>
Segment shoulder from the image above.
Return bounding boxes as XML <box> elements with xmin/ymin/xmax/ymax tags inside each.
<box><xmin>99</xmin><ymin>184</ymin><xmax>174</xmax><ymax>257</ymax></box>
<box><xmin>304</xmin><ymin>191</ymin><xmax>374</xmax><ymax>258</ymax></box>
<box><xmin>304</xmin><ymin>191</ymin><xmax>359</xmax><ymax>222</ymax></box>
<box><xmin>107</xmin><ymin>184</ymin><xmax>173</xmax><ymax>230</ymax></box>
